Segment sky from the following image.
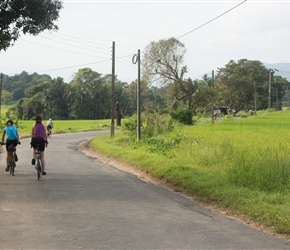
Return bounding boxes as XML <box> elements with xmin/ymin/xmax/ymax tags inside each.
<box><xmin>0</xmin><ymin>0</ymin><xmax>290</xmax><ymax>83</ymax></box>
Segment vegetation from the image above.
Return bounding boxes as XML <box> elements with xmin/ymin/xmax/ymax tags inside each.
<box><xmin>3</xmin><ymin>119</ymin><xmax>111</xmax><ymax>138</ymax></box>
<box><xmin>2</xmin><ymin>58</ymin><xmax>289</xmax><ymax>122</ymax></box>
<box><xmin>90</xmin><ymin>110</ymin><xmax>290</xmax><ymax>236</ymax></box>
<box><xmin>0</xmin><ymin>0</ymin><xmax>63</xmax><ymax>51</ymax></box>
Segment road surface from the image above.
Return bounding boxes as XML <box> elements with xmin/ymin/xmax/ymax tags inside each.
<box><xmin>0</xmin><ymin>131</ymin><xmax>289</xmax><ymax>249</ymax></box>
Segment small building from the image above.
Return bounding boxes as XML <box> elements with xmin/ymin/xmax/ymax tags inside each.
<box><xmin>214</xmin><ymin>107</ymin><xmax>228</xmax><ymax>115</ymax></box>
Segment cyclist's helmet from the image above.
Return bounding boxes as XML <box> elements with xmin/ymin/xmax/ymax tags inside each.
<box><xmin>35</xmin><ymin>115</ymin><xmax>42</xmax><ymax>122</ymax></box>
<box><xmin>6</xmin><ymin>119</ymin><xmax>13</xmax><ymax>125</ymax></box>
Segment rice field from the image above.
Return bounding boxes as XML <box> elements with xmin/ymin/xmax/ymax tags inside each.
<box><xmin>90</xmin><ymin>110</ymin><xmax>290</xmax><ymax>236</ymax></box>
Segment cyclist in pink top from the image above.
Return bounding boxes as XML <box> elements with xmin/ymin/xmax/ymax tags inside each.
<box><xmin>31</xmin><ymin>115</ymin><xmax>48</xmax><ymax>175</ymax></box>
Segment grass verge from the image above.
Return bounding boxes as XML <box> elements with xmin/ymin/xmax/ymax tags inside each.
<box><xmin>90</xmin><ymin>110</ymin><xmax>290</xmax><ymax>237</ymax></box>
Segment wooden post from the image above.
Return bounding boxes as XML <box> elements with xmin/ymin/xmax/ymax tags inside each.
<box><xmin>137</xmin><ymin>49</ymin><xmax>141</xmax><ymax>142</ymax></box>
<box><xmin>111</xmin><ymin>41</ymin><xmax>115</xmax><ymax>137</ymax></box>
<box><xmin>211</xmin><ymin>70</ymin><xmax>215</xmax><ymax>124</ymax></box>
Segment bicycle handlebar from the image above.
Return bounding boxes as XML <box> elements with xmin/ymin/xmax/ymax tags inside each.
<box><xmin>1</xmin><ymin>141</ymin><xmax>21</xmax><ymax>146</ymax></box>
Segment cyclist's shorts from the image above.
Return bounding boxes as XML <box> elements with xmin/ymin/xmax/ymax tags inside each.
<box><xmin>6</xmin><ymin>140</ymin><xmax>18</xmax><ymax>152</ymax></box>
<box><xmin>31</xmin><ymin>138</ymin><xmax>46</xmax><ymax>151</ymax></box>
<box><xmin>47</xmin><ymin>125</ymin><xmax>52</xmax><ymax>130</ymax></box>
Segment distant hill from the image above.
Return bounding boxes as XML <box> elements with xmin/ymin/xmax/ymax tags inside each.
<box><xmin>264</xmin><ymin>62</ymin><xmax>290</xmax><ymax>81</ymax></box>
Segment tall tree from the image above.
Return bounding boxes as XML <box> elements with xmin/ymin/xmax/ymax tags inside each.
<box><xmin>191</xmin><ymin>74</ymin><xmax>215</xmax><ymax>112</ymax></box>
<box><xmin>272</xmin><ymin>75</ymin><xmax>289</xmax><ymax>110</ymax></box>
<box><xmin>142</xmin><ymin>37</ymin><xmax>195</xmax><ymax>109</ymax></box>
<box><xmin>66</xmin><ymin>68</ymin><xmax>104</xmax><ymax>119</ymax></box>
<box><xmin>41</xmin><ymin>77</ymin><xmax>69</xmax><ymax>119</ymax></box>
<box><xmin>0</xmin><ymin>0</ymin><xmax>63</xmax><ymax>51</ymax></box>
<box><xmin>216</xmin><ymin>59</ymin><xmax>268</xmax><ymax>111</ymax></box>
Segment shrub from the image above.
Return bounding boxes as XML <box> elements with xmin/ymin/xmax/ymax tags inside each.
<box><xmin>170</xmin><ymin>108</ymin><xmax>193</xmax><ymax>125</ymax></box>
<box><xmin>141</xmin><ymin>112</ymin><xmax>174</xmax><ymax>138</ymax></box>
<box><xmin>122</xmin><ymin>112</ymin><xmax>175</xmax><ymax>139</ymax></box>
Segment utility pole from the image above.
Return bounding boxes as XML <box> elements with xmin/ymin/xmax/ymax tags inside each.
<box><xmin>268</xmin><ymin>69</ymin><xmax>271</xmax><ymax>112</ymax></box>
<box><xmin>211</xmin><ymin>70</ymin><xmax>215</xmax><ymax>124</ymax></box>
<box><xmin>132</xmin><ymin>50</ymin><xmax>141</xmax><ymax>142</ymax></box>
<box><xmin>268</xmin><ymin>68</ymin><xmax>279</xmax><ymax>112</ymax></box>
<box><xmin>111</xmin><ymin>41</ymin><xmax>115</xmax><ymax>137</ymax></box>
<box><xmin>137</xmin><ymin>50</ymin><xmax>141</xmax><ymax>142</ymax></box>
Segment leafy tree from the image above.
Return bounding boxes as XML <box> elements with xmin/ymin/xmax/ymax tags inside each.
<box><xmin>216</xmin><ymin>59</ymin><xmax>268</xmax><ymax>111</ymax></box>
<box><xmin>41</xmin><ymin>77</ymin><xmax>69</xmax><ymax>119</ymax></box>
<box><xmin>66</xmin><ymin>68</ymin><xmax>109</xmax><ymax>119</ymax></box>
<box><xmin>1</xmin><ymin>90</ymin><xmax>13</xmax><ymax>104</ymax></box>
<box><xmin>192</xmin><ymin>74</ymin><xmax>215</xmax><ymax>112</ymax></box>
<box><xmin>124</xmin><ymin>79</ymin><xmax>150</xmax><ymax>115</ymax></box>
<box><xmin>272</xmin><ymin>75</ymin><xmax>289</xmax><ymax>110</ymax></box>
<box><xmin>102</xmin><ymin>74</ymin><xmax>130</xmax><ymax>124</ymax></box>
<box><xmin>142</xmin><ymin>37</ymin><xmax>196</xmax><ymax>109</ymax></box>
<box><xmin>0</xmin><ymin>0</ymin><xmax>63</xmax><ymax>51</ymax></box>
<box><xmin>168</xmin><ymin>77</ymin><xmax>198</xmax><ymax>109</ymax></box>
<box><xmin>2</xmin><ymin>71</ymin><xmax>52</xmax><ymax>101</ymax></box>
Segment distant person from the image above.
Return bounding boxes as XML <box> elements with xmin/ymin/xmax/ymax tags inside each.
<box><xmin>214</xmin><ymin>111</ymin><xmax>218</xmax><ymax>120</ymax></box>
<box><xmin>46</xmin><ymin>118</ymin><xmax>53</xmax><ymax>137</ymax></box>
<box><xmin>31</xmin><ymin>115</ymin><xmax>48</xmax><ymax>175</ymax></box>
<box><xmin>2</xmin><ymin>119</ymin><xmax>20</xmax><ymax>172</ymax></box>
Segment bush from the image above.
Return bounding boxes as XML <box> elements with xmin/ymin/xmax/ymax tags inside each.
<box><xmin>170</xmin><ymin>109</ymin><xmax>193</xmax><ymax>125</ymax></box>
<box><xmin>122</xmin><ymin>112</ymin><xmax>175</xmax><ymax>139</ymax></box>
<box><xmin>141</xmin><ymin>112</ymin><xmax>174</xmax><ymax>138</ymax></box>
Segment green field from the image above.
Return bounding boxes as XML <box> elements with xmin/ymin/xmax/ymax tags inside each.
<box><xmin>90</xmin><ymin>110</ymin><xmax>290</xmax><ymax>237</ymax></box>
<box><xmin>15</xmin><ymin>119</ymin><xmax>112</xmax><ymax>138</ymax></box>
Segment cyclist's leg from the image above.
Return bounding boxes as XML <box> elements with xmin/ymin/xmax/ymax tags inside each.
<box><xmin>12</xmin><ymin>140</ymin><xmax>18</xmax><ymax>163</ymax></box>
<box><xmin>14</xmin><ymin>142</ymin><xmax>18</xmax><ymax>162</ymax></box>
<box><xmin>31</xmin><ymin>138</ymin><xmax>37</xmax><ymax>165</ymax></box>
<box><xmin>5</xmin><ymin>151</ymin><xmax>9</xmax><ymax>171</ymax></box>
<box><xmin>40</xmin><ymin>151</ymin><xmax>46</xmax><ymax>173</ymax></box>
<box><xmin>40</xmin><ymin>140</ymin><xmax>46</xmax><ymax>174</ymax></box>
<box><xmin>5</xmin><ymin>141</ymin><xmax>11</xmax><ymax>171</ymax></box>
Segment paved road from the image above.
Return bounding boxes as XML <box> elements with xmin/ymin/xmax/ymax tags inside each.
<box><xmin>0</xmin><ymin>131</ymin><xmax>289</xmax><ymax>249</ymax></box>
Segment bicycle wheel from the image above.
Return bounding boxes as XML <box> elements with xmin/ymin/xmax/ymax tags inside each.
<box><xmin>11</xmin><ymin>162</ymin><xmax>15</xmax><ymax>176</ymax></box>
<box><xmin>9</xmin><ymin>153</ymin><xmax>15</xmax><ymax>176</ymax></box>
<box><xmin>37</xmin><ymin>159</ymin><xmax>41</xmax><ymax>181</ymax></box>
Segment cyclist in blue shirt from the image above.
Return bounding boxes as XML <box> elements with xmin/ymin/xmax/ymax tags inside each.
<box><xmin>2</xmin><ymin>119</ymin><xmax>20</xmax><ymax>172</ymax></box>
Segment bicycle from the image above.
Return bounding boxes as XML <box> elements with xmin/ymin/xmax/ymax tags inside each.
<box><xmin>1</xmin><ymin>141</ymin><xmax>21</xmax><ymax>176</ymax></box>
<box><xmin>33</xmin><ymin>142</ymin><xmax>48</xmax><ymax>181</ymax></box>
<box><xmin>47</xmin><ymin>127</ymin><xmax>52</xmax><ymax>138</ymax></box>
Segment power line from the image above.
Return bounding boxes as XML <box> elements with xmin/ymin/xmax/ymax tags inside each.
<box><xmin>37</xmin><ymin>35</ymin><xmax>109</xmax><ymax>55</ymax></box>
<box><xmin>177</xmin><ymin>0</ymin><xmax>248</xmax><ymax>39</ymax></box>
<box><xmin>21</xmin><ymin>38</ymin><xmax>104</xmax><ymax>58</ymax></box>
<box><xmin>34</xmin><ymin>54</ymin><xmax>132</xmax><ymax>74</ymax></box>
<box><xmin>34</xmin><ymin>59</ymin><xmax>112</xmax><ymax>73</ymax></box>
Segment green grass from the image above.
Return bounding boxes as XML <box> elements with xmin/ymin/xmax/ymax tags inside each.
<box><xmin>15</xmin><ymin>119</ymin><xmax>111</xmax><ymax>138</ymax></box>
<box><xmin>90</xmin><ymin>110</ymin><xmax>290</xmax><ymax>236</ymax></box>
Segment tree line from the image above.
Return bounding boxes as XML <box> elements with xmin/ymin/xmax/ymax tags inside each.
<box><xmin>1</xmin><ymin>2</ymin><xmax>290</xmax><ymax>122</ymax></box>
<box><xmin>1</xmin><ymin>54</ymin><xmax>289</xmax><ymax>122</ymax></box>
